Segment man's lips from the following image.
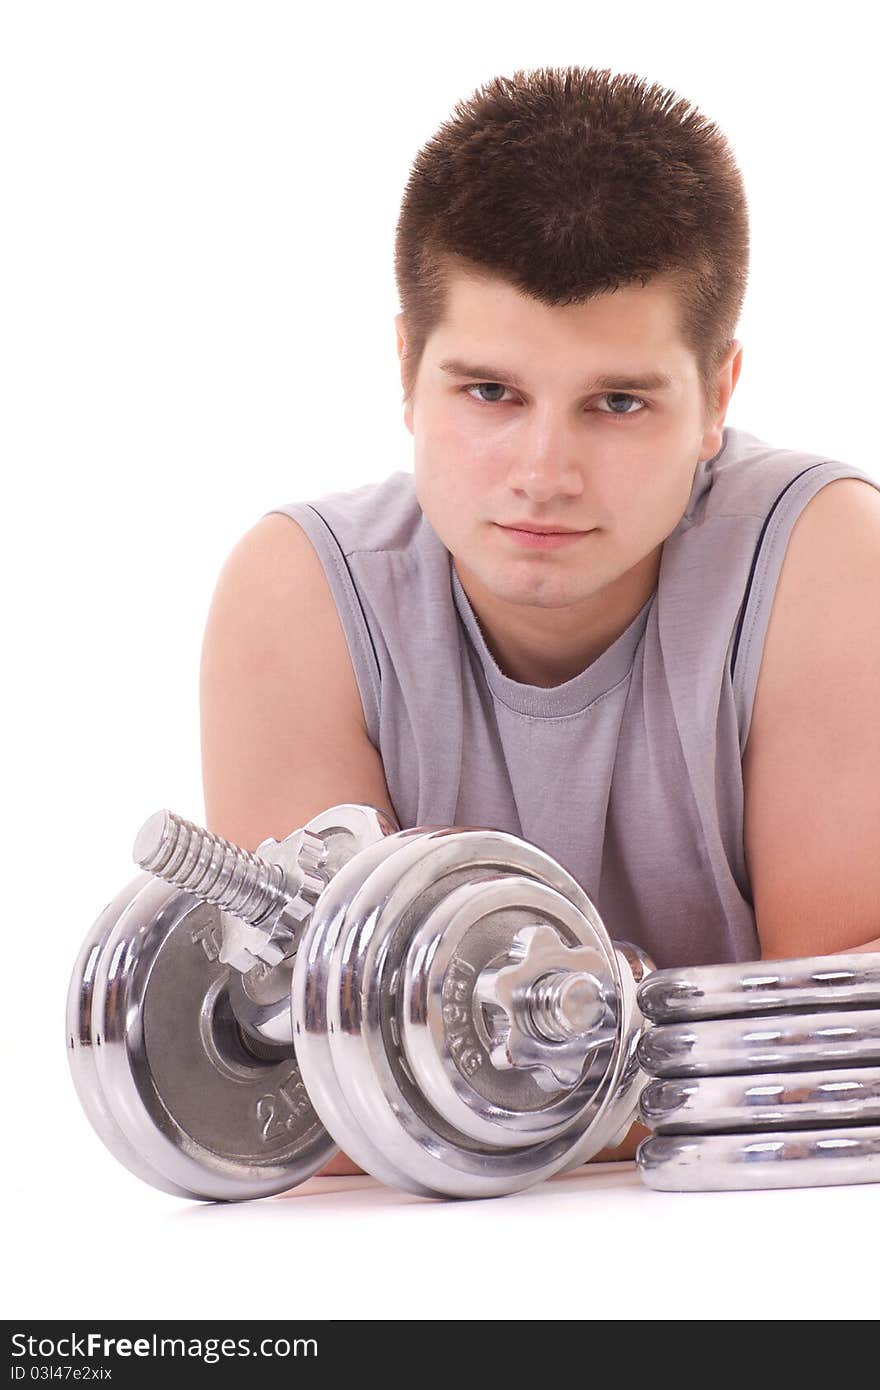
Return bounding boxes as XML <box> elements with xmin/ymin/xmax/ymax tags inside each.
<box><xmin>498</xmin><ymin>523</ymin><xmax>587</xmax><ymax>534</ymax></box>
<box><xmin>495</xmin><ymin>523</ymin><xmax>591</xmax><ymax>549</ymax></box>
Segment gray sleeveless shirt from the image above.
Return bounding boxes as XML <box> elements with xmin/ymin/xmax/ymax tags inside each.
<box><xmin>266</xmin><ymin>425</ymin><xmax>879</xmax><ymax>969</ymax></box>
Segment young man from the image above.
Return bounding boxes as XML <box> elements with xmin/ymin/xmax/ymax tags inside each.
<box><xmin>200</xmin><ymin>67</ymin><xmax>880</xmax><ymax>1176</ymax></box>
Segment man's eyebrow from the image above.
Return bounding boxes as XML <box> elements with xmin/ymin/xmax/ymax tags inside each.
<box><xmin>437</xmin><ymin>357</ymin><xmax>675</xmax><ymax>393</ymax></box>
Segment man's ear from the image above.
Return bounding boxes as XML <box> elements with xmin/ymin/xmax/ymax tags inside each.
<box><xmin>699</xmin><ymin>339</ymin><xmax>744</xmax><ymax>461</ymax></box>
<box><xmin>727</xmin><ymin>338</ymin><xmax>744</xmax><ymax>396</ymax></box>
<box><xmin>395</xmin><ymin>313</ymin><xmax>414</xmax><ymax>435</ymax></box>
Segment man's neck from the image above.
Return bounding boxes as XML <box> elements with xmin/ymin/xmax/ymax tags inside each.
<box><xmin>453</xmin><ymin>545</ymin><xmax>662</xmax><ymax>688</ymax></box>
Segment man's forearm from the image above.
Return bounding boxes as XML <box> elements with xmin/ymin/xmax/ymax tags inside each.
<box><xmin>320</xmin><ymin>1120</ymin><xmax>654</xmax><ymax>1178</ymax></box>
<box><xmin>588</xmin><ymin>1119</ymin><xmax>652</xmax><ymax>1162</ymax></box>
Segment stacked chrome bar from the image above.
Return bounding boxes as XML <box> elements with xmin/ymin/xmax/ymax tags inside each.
<box><xmin>633</xmin><ymin>951</ymin><xmax>880</xmax><ymax>1190</ymax></box>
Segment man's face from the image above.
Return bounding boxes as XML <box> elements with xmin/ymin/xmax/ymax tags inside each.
<box><xmin>397</xmin><ymin>269</ymin><xmax>741</xmax><ymax>618</ymax></box>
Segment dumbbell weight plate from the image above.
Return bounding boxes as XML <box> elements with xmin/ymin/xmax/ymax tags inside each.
<box><xmin>294</xmin><ymin>825</ymin><xmax>642</xmax><ymax>1199</ymax></box>
<box><xmin>84</xmin><ymin>876</ymin><xmax>336</xmax><ymax>1200</ymax></box>
<box><xmin>636</xmin><ymin>1126</ymin><xmax>880</xmax><ymax>1191</ymax></box>
<box><xmin>68</xmin><ymin>803</ymin><xmax>399</xmax><ymax>1201</ymax></box>
<box><xmin>403</xmin><ymin>890</ymin><xmax>652</xmax><ymax>1162</ymax></box>
<box><xmin>639</xmin><ymin>1066</ymin><xmax>880</xmax><ymax>1133</ymax></box>
<box><xmin>638</xmin><ymin>951</ymin><xmax>880</xmax><ymax>1024</ymax></box>
<box><xmin>637</xmin><ymin>1007</ymin><xmax>880</xmax><ymax>1078</ymax></box>
<box><xmin>66</xmin><ymin>873</ymin><xmax>186</xmax><ymax>1194</ymax></box>
<box><xmin>399</xmin><ymin>874</ymin><xmax>618</xmax><ymax>1145</ymax></box>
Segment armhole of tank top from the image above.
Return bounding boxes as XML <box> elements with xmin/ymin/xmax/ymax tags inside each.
<box><xmin>264</xmin><ymin>503</ymin><xmax>383</xmax><ymax>749</ymax></box>
<box><xmin>729</xmin><ymin>460</ymin><xmax>879</xmax><ymax>758</ymax></box>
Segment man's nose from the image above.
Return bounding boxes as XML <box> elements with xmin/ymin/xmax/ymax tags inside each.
<box><xmin>504</xmin><ymin>412</ymin><xmax>584</xmax><ymax>499</ymax></box>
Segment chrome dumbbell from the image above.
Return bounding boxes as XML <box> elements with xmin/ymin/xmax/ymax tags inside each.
<box><xmin>635</xmin><ymin>955</ymin><xmax>880</xmax><ymax>1191</ymax></box>
<box><xmin>67</xmin><ymin>803</ymin><xmax>655</xmax><ymax>1201</ymax></box>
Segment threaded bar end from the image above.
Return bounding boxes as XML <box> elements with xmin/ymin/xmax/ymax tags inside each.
<box><xmin>133</xmin><ymin>809</ymin><xmax>287</xmax><ymax>928</ymax></box>
<box><xmin>528</xmin><ymin>969</ymin><xmax>604</xmax><ymax>1042</ymax></box>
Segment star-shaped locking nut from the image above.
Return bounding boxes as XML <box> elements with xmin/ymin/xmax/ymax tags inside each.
<box><xmin>474</xmin><ymin>923</ymin><xmax>616</xmax><ymax>1091</ymax></box>
<box><xmin>219</xmin><ymin>826</ymin><xmax>330</xmax><ymax>975</ymax></box>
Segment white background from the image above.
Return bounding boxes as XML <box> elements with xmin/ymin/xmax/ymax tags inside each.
<box><xmin>3</xmin><ymin>0</ymin><xmax>878</xmax><ymax>1322</ymax></box>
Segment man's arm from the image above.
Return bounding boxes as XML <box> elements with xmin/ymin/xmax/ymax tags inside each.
<box><xmin>200</xmin><ymin>511</ymin><xmax>399</xmax><ymax>1176</ymax></box>
<box><xmin>586</xmin><ymin>1120</ymin><xmax>652</xmax><ymax>1162</ymax></box>
<box><xmin>553</xmin><ymin>474</ymin><xmax>880</xmax><ymax>1171</ymax></box>
<box><xmin>741</xmin><ymin>477</ymin><xmax>880</xmax><ymax>961</ymax></box>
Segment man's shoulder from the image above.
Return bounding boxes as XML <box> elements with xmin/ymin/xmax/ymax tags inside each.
<box><xmin>699</xmin><ymin>427</ymin><xmax>833</xmax><ymax>518</ymax></box>
<box><xmin>271</xmin><ymin>469</ymin><xmax>422</xmax><ymax>558</ymax></box>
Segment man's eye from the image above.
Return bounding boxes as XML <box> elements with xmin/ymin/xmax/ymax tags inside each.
<box><xmin>462</xmin><ymin>384</ymin><xmax>647</xmax><ymax>417</ymax></box>
<box><xmin>594</xmin><ymin>392</ymin><xmax>647</xmax><ymax>417</ymax></box>
<box><xmin>463</xmin><ymin>382</ymin><xmax>513</xmax><ymax>404</ymax></box>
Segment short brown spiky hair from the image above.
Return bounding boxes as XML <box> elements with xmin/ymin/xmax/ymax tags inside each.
<box><xmin>393</xmin><ymin>65</ymin><xmax>749</xmax><ymax>426</ymax></box>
